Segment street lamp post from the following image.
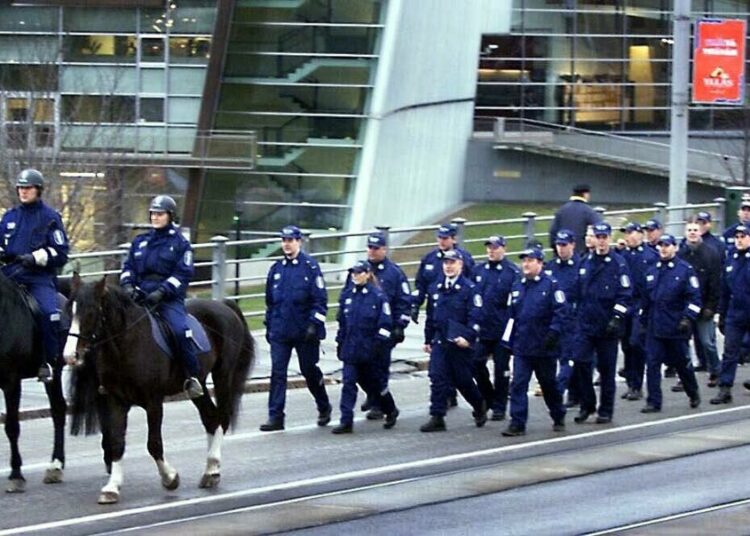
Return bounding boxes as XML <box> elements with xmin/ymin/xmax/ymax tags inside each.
<box><xmin>233</xmin><ymin>207</ymin><xmax>241</xmax><ymax>297</ymax></box>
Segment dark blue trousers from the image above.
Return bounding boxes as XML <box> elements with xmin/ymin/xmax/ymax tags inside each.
<box><xmin>573</xmin><ymin>333</ymin><xmax>619</xmax><ymax>418</ymax></box>
<box><xmin>429</xmin><ymin>343</ymin><xmax>483</xmax><ymax>417</ymax></box>
<box><xmin>473</xmin><ymin>338</ymin><xmax>511</xmax><ymax>413</ymax></box>
<box><xmin>158</xmin><ymin>300</ymin><xmax>200</xmax><ymax>377</ymax></box>
<box><xmin>339</xmin><ymin>362</ymin><xmax>396</xmax><ymax>425</ymax></box>
<box><xmin>719</xmin><ymin>321</ymin><xmax>750</xmax><ymax>387</ymax></box>
<box><xmin>268</xmin><ymin>338</ymin><xmax>330</xmax><ymax>420</ymax></box>
<box><xmin>645</xmin><ymin>336</ymin><xmax>699</xmax><ymax>409</ymax></box>
<box><xmin>509</xmin><ymin>354</ymin><xmax>565</xmax><ymax>429</ymax></box>
<box><xmin>10</xmin><ymin>276</ymin><xmax>60</xmax><ymax>367</ymax></box>
<box><xmin>622</xmin><ymin>315</ymin><xmax>646</xmax><ymax>391</ymax></box>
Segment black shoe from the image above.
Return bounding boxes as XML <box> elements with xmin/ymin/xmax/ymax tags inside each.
<box><xmin>259</xmin><ymin>419</ymin><xmax>284</xmax><ymax>432</ymax></box>
<box><xmin>689</xmin><ymin>396</ymin><xmax>701</xmax><ymax>409</ymax></box>
<box><xmin>366</xmin><ymin>409</ymin><xmax>384</xmax><ymax>420</ymax></box>
<box><xmin>317</xmin><ymin>406</ymin><xmax>332</xmax><ymax>426</ymax></box>
<box><xmin>383</xmin><ymin>409</ymin><xmax>399</xmax><ymax>430</ymax></box>
<box><xmin>574</xmin><ymin>409</ymin><xmax>594</xmax><ymax>424</ymax></box>
<box><xmin>617</xmin><ymin>367</ymin><xmax>627</xmax><ymax>379</ymax></box>
<box><xmin>360</xmin><ymin>398</ymin><xmax>372</xmax><ymax>412</ymax></box>
<box><xmin>664</xmin><ymin>367</ymin><xmax>676</xmax><ymax>378</ymax></box>
<box><xmin>473</xmin><ymin>401</ymin><xmax>487</xmax><ymax>428</ymax></box>
<box><xmin>552</xmin><ymin>420</ymin><xmax>565</xmax><ymax>432</ymax></box>
<box><xmin>708</xmin><ymin>375</ymin><xmax>719</xmax><ymax>388</ymax></box>
<box><xmin>331</xmin><ymin>423</ymin><xmax>353</xmax><ymax>434</ymax></box>
<box><xmin>502</xmin><ymin>424</ymin><xmax>526</xmax><ymax>437</ymax></box>
<box><xmin>743</xmin><ymin>380</ymin><xmax>750</xmax><ymax>391</ymax></box>
<box><xmin>490</xmin><ymin>411</ymin><xmax>506</xmax><ymax>421</ymax></box>
<box><xmin>37</xmin><ymin>363</ymin><xmax>53</xmax><ymax>384</ymax></box>
<box><xmin>671</xmin><ymin>382</ymin><xmax>685</xmax><ymax>393</ymax></box>
<box><xmin>621</xmin><ymin>390</ymin><xmax>631</xmax><ymax>399</ymax></box>
<box><xmin>710</xmin><ymin>387</ymin><xmax>732</xmax><ymax>405</ymax></box>
<box><xmin>640</xmin><ymin>404</ymin><xmax>661</xmax><ymax>414</ymax></box>
<box><xmin>626</xmin><ymin>389</ymin><xmax>643</xmax><ymax>401</ymax></box>
<box><xmin>420</xmin><ymin>415</ymin><xmax>446</xmax><ymax>432</ymax></box>
<box><xmin>694</xmin><ymin>365</ymin><xmax>708</xmax><ymax>372</ymax></box>
<box><xmin>448</xmin><ymin>395</ymin><xmax>458</xmax><ymax>408</ymax></box>
<box><xmin>595</xmin><ymin>415</ymin><xmax>612</xmax><ymax>424</ymax></box>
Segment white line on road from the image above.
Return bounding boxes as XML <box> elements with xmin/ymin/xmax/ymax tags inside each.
<box><xmin>2</xmin><ymin>405</ymin><xmax>749</xmax><ymax>535</ymax></box>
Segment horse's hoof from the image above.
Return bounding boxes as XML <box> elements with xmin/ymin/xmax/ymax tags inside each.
<box><xmin>198</xmin><ymin>473</ymin><xmax>220</xmax><ymax>489</ymax></box>
<box><xmin>43</xmin><ymin>467</ymin><xmax>64</xmax><ymax>484</ymax></box>
<box><xmin>162</xmin><ymin>472</ymin><xmax>180</xmax><ymax>491</ymax></box>
<box><xmin>6</xmin><ymin>479</ymin><xmax>26</xmax><ymax>493</ymax></box>
<box><xmin>97</xmin><ymin>490</ymin><xmax>119</xmax><ymax>504</ymax></box>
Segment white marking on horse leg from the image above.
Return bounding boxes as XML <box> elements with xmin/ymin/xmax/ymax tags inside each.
<box><xmin>101</xmin><ymin>460</ymin><xmax>123</xmax><ymax>494</ymax></box>
<box><xmin>63</xmin><ymin>307</ymin><xmax>80</xmax><ymax>363</ymax></box>
<box><xmin>43</xmin><ymin>458</ymin><xmax>64</xmax><ymax>484</ymax></box>
<box><xmin>156</xmin><ymin>459</ymin><xmax>179</xmax><ymax>490</ymax></box>
<box><xmin>205</xmin><ymin>431</ymin><xmax>223</xmax><ymax>475</ymax></box>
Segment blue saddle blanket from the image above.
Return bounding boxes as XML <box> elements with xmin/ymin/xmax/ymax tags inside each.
<box><xmin>149</xmin><ymin>313</ymin><xmax>211</xmax><ymax>359</ymax></box>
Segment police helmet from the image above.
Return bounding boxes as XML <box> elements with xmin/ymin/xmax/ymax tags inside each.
<box><xmin>16</xmin><ymin>169</ymin><xmax>44</xmax><ymax>190</ymax></box>
<box><xmin>149</xmin><ymin>195</ymin><xmax>177</xmax><ymax>220</ymax></box>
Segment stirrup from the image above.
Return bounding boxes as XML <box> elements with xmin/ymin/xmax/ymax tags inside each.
<box><xmin>37</xmin><ymin>363</ymin><xmax>53</xmax><ymax>384</ymax></box>
<box><xmin>184</xmin><ymin>377</ymin><xmax>203</xmax><ymax>399</ymax></box>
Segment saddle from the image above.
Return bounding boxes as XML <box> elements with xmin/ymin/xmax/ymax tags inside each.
<box><xmin>17</xmin><ymin>286</ymin><xmax>71</xmax><ymax>335</ymax></box>
<box><xmin>147</xmin><ymin>311</ymin><xmax>211</xmax><ymax>359</ymax></box>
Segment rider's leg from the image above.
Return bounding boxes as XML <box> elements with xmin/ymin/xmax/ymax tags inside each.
<box><xmin>159</xmin><ymin>301</ymin><xmax>201</xmax><ymax>397</ymax></box>
<box><xmin>28</xmin><ymin>281</ymin><xmax>60</xmax><ymax>383</ymax></box>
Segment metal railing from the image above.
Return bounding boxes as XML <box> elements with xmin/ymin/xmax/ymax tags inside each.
<box><xmin>61</xmin><ymin>200</ymin><xmax>727</xmax><ymax>321</ymax></box>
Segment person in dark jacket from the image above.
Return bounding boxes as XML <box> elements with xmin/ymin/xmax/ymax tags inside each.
<box><xmin>0</xmin><ymin>169</ymin><xmax>69</xmax><ymax>382</ymax></box>
<box><xmin>332</xmin><ymin>260</ymin><xmax>399</xmax><ymax>434</ymax></box>
<box><xmin>678</xmin><ymin>220</ymin><xmax>722</xmax><ymax>386</ymax></box>
<box><xmin>502</xmin><ymin>247</ymin><xmax>568</xmax><ymax>436</ymax></box>
<box><xmin>549</xmin><ymin>184</ymin><xmax>602</xmax><ymax>255</ymax></box>
<box><xmin>694</xmin><ymin>211</ymin><xmax>725</xmax><ymax>259</ymax></box>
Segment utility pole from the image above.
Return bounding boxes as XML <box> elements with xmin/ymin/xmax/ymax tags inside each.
<box><xmin>669</xmin><ymin>0</ymin><xmax>691</xmax><ymax>231</ymax></box>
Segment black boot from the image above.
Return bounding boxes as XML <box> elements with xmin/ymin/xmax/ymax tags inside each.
<box><xmin>331</xmin><ymin>422</ymin><xmax>353</xmax><ymax>434</ymax></box>
<box><xmin>473</xmin><ymin>400</ymin><xmax>487</xmax><ymax>428</ymax></box>
<box><xmin>574</xmin><ymin>408</ymin><xmax>594</xmax><ymax>424</ymax></box>
<box><xmin>383</xmin><ymin>409</ymin><xmax>399</xmax><ymax>430</ymax></box>
<box><xmin>317</xmin><ymin>405</ymin><xmax>332</xmax><ymax>426</ymax></box>
<box><xmin>420</xmin><ymin>415</ymin><xmax>446</xmax><ymax>432</ymax></box>
<box><xmin>502</xmin><ymin>423</ymin><xmax>526</xmax><ymax>437</ymax></box>
<box><xmin>37</xmin><ymin>363</ymin><xmax>53</xmax><ymax>384</ymax></box>
<box><xmin>366</xmin><ymin>409</ymin><xmax>384</xmax><ymax>420</ymax></box>
<box><xmin>259</xmin><ymin>419</ymin><xmax>284</xmax><ymax>432</ymax></box>
<box><xmin>710</xmin><ymin>386</ymin><xmax>732</xmax><ymax>405</ymax></box>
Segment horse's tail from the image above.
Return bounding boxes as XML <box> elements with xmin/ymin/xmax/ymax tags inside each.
<box><xmin>69</xmin><ymin>352</ymin><xmax>101</xmax><ymax>436</ymax></box>
<box><xmin>223</xmin><ymin>299</ymin><xmax>255</xmax><ymax>430</ymax></box>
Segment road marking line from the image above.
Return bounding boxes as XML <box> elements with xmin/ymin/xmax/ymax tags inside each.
<box><xmin>3</xmin><ymin>405</ymin><xmax>749</xmax><ymax>535</ymax></box>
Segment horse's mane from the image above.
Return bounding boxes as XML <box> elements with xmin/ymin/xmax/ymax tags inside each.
<box><xmin>0</xmin><ymin>268</ymin><xmax>30</xmax><ymax>309</ymax></box>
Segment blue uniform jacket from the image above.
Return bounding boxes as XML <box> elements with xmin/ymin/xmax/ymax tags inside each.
<box><xmin>621</xmin><ymin>245</ymin><xmax>658</xmax><ymax>309</ymax></box>
<box><xmin>504</xmin><ymin>272</ymin><xmax>568</xmax><ymax>357</ymax></box>
<box><xmin>577</xmin><ymin>251</ymin><xmax>633</xmax><ymax>336</ymax></box>
<box><xmin>413</xmin><ymin>247</ymin><xmax>475</xmax><ymax>308</ymax></box>
<box><xmin>642</xmin><ymin>258</ymin><xmax>702</xmax><ymax>338</ymax></box>
<box><xmin>424</xmin><ymin>274</ymin><xmax>482</xmax><ymax>346</ymax></box>
<box><xmin>719</xmin><ymin>248</ymin><xmax>750</xmax><ymax>327</ymax></box>
<box><xmin>343</xmin><ymin>257</ymin><xmax>412</xmax><ymax>329</ymax></box>
<box><xmin>0</xmin><ymin>200</ymin><xmax>69</xmax><ymax>280</ymax></box>
<box><xmin>265</xmin><ymin>251</ymin><xmax>328</xmax><ymax>341</ymax></box>
<box><xmin>121</xmin><ymin>225</ymin><xmax>193</xmax><ymax>300</ymax></box>
<box><xmin>335</xmin><ymin>282</ymin><xmax>392</xmax><ymax>363</ymax></box>
<box><xmin>722</xmin><ymin>222</ymin><xmax>749</xmax><ymax>249</ymax></box>
<box><xmin>544</xmin><ymin>256</ymin><xmax>580</xmax><ymax>305</ymax></box>
<box><xmin>472</xmin><ymin>258</ymin><xmax>519</xmax><ymax>340</ymax></box>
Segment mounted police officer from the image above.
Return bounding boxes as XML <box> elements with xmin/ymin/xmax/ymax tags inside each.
<box><xmin>420</xmin><ymin>249</ymin><xmax>487</xmax><ymax>432</ymax></box>
<box><xmin>640</xmin><ymin>234</ymin><xmax>702</xmax><ymax>413</ymax></box>
<box><xmin>472</xmin><ymin>235</ymin><xmax>519</xmax><ymax>421</ymax></box>
<box><xmin>549</xmin><ymin>184</ymin><xmax>602</xmax><ymax>254</ymax></box>
<box><xmin>572</xmin><ymin>222</ymin><xmax>632</xmax><ymax>424</ymax></box>
<box><xmin>502</xmin><ymin>247</ymin><xmax>568</xmax><ymax>436</ymax></box>
<box><xmin>0</xmin><ymin>169</ymin><xmax>69</xmax><ymax>383</ymax></box>
<box><xmin>260</xmin><ymin>225</ymin><xmax>331</xmax><ymax>431</ymax></box>
<box><xmin>332</xmin><ymin>260</ymin><xmax>399</xmax><ymax>434</ymax></box>
<box><xmin>120</xmin><ymin>195</ymin><xmax>201</xmax><ymax>398</ymax></box>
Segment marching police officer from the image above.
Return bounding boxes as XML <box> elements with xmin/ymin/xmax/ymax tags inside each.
<box><xmin>261</xmin><ymin>225</ymin><xmax>332</xmax><ymax>430</ymax></box>
<box><xmin>420</xmin><ymin>249</ymin><xmax>487</xmax><ymax>432</ymax></box>
<box><xmin>722</xmin><ymin>198</ymin><xmax>750</xmax><ymax>250</ymax></box>
<box><xmin>644</xmin><ymin>219</ymin><xmax>663</xmax><ymax>251</ymax></box>
<box><xmin>544</xmin><ymin>230</ymin><xmax>580</xmax><ymax>404</ymax></box>
<box><xmin>120</xmin><ymin>195</ymin><xmax>202</xmax><ymax>398</ymax></box>
<box><xmin>502</xmin><ymin>247</ymin><xmax>568</xmax><ymax>436</ymax></box>
<box><xmin>619</xmin><ymin>222</ymin><xmax>658</xmax><ymax>401</ymax></box>
<box><xmin>572</xmin><ymin>222</ymin><xmax>632</xmax><ymax>424</ymax></box>
<box><xmin>472</xmin><ymin>235</ymin><xmax>520</xmax><ymax>421</ymax></box>
<box><xmin>0</xmin><ymin>169</ymin><xmax>69</xmax><ymax>382</ymax></box>
<box><xmin>332</xmin><ymin>260</ymin><xmax>399</xmax><ymax>434</ymax></box>
<box><xmin>640</xmin><ymin>234</ymin><xmax>702</xmax><ymax>412</ymax></box>
<box><xmin>712</xmin><ymin>225</ymin><xmax>750</xmax><ymax>405</ymax></box>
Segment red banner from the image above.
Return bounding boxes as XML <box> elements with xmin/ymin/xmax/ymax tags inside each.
<box><xmin>692</xmin><ymin>19</ymin><xmax>747</xmax><ymax>104</ymax></box>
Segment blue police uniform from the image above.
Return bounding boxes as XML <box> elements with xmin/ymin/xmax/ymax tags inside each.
<box><xmin>503</xmin><ymin>268</ymin><xmax>568</xmax><ymax>432</ymax></box>
<box><xmin>120</xmin><ymin>223</ymin><xmax>199</xmax><ymax>377</ymax></box>
<box><xmin>641</xmin><ymin>255</ymin><xmax>702</xmax><ymax>410</ymax></box>
<box><xmin>335</xmin><ymin>278</ymin><xmax>397</xmax><ymax>428</ymax></box>
<box><xmin>544</xmin><ymin>254</ymin><xmax>580</xmax><ymax>397</ymax></box>
<box><xmin>0</xmin><ymin>199</ymin><xmax>69</xmax><ymax>368</ymax></box>
<box><xmin>573</xmin><ymin>241</ymin><xmax>632</xmax><ymax>422</ymax></box>
<box><xmin>716</xmin><ymin>247</ymin><xmax>750</xmax><ymax>391</ymax></box>
<box><xmin>472</xmin><ymin>255</ymin><xmax>519</xmax><ymax>416</ymax></box>
<box><xmin>264</xmin><ymin>241</ymin><xmax>331</xmax><ymax>423</ymax></box>
<box><xmin>414</xmin><ymin>247</ymin><xmax>475</xmax><ymax>311</ymax></box>
<box><xmin>723</xmin><ymin>221</ymin><xmax>749</xmax><ymax>250</ymax></box>
<box><xmin>424</xmin><ymin>272</ymin><xmax>485</xmax><ymax>419</ymax></box>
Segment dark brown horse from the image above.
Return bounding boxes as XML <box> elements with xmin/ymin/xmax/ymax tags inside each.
<box><xmin>0</xmin><ymin>268</ymin><xmax>66</xmax><ymax>492</ymax></box>
<box><xmin>67</xmin><ymin>275</ymin><xmax>255</xmax><ymax>504</ymax></box>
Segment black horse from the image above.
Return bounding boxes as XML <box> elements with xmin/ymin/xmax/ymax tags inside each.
<box><xmin>67</xmin><ymin>275</ymin><xmax>255</xmax><ymax>504</ymax></box>
<box><xmin>0</xmin><ymin>268</ymin><xmax>67</xmax><ymax>493</ymax></box>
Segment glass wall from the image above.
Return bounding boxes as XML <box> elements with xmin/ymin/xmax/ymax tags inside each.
<box><xmin>476</xmin><ymin>0</ymin><xmax>750</xmax><ymax>132</ymax></box>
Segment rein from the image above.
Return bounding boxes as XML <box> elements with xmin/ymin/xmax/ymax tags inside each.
<box><xmin>68</xmin><ymin>304</ymin><xmax>151</xmax><ymax>354</ymax></box>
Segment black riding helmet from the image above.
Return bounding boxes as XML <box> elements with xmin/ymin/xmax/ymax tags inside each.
<box><xmin>16</xmin><ymin>169</ymin><xmax>44</xmax><ymax>192</ymax></box>
<box><xmin>148</xmin><ymin>195</ymin><xmax>177</xmax><ymax>222</ymax></box>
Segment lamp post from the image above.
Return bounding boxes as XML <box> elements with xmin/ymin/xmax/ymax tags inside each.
<box><xmin>233</xmin><ymin>203</ymin><xmax>242</xmax><ymax>297</ymax></box>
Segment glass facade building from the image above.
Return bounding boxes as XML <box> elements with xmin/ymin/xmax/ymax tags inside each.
<box><xmin>476</xmin><ymin>0</ymin><xmax>750</xmax><ymax>132</ymax></box>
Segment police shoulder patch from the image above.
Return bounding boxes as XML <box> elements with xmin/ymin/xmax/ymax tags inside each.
<box><xmin>383</xmin><ymin>302</ymin><xmax>391</xmax><ymax>315</ymax></box>
<box><xmin>646</xmin><ymin>274</ymin><xmax>654</xmax><ymax>282</ymax></box>
<box><xmin>316</xmin><ymin>276</ymin><xmax>325</xmax><ymax>289</ymax></box>
<box><xmin>425</xmin><ymin>264</ymin><xmax>434</xmax><ymax>271</ymax></box>
<box><xmin>690</xmin><ymin>275</ymin><xmax>699</xmax><ymax>289</ymax></box>
<box><xmin>53</xmin><ymin>229</ymin><xmax>65</xmax><ymax>245</ymax></box>
<box><xmin>402</xmin><ymin>281</ymin><xmax>410</xmax><ymax>294</ymax></box>
<box><xmin>473</xmin><ymin>294</ymin><xmax>483</xmax><ymax>307</ymax></box>
<box><xmin>620</xmin><ymin>274</ymin><xmax>631</xmax><ymax>288</ymax></box>
<box><xmin>554</xmin><ymin>290</ymin><xmax>566</xmax><ymax>303</ymax></box>
<box><xmin>183</xmin><ymin>250</ymin><xmax>193</xmax><ymax>266</ymax></box>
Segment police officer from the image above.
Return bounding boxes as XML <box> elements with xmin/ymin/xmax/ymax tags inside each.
<box><xmin>544</xmin><ymin>230</ymin><xmax>580</xmax><ymax>404</ymax></box>
<box><xmin>572</xmin><ymin>222</ymin><xmax>632</xmax><ymax>424</ymax></box>
<box><xmin>639</xmin><ymin>234</ymin><xmax>701</xmax><ymax>412</ymax></box>
<box><xmin>502</xmin><ymin>247</ymin><xmax>568</xmax><ymax>436</ymax></box>
<box><xmin>120</xmin><ymin>195</ymin><xmax>201</xmax><ymax>398</ymax></box>
<box><xmin>472</xmin><ymin>235</ymin><xmax>520</xmax><ymax>421</ymax></box>
<box><xmin>712</xmin><ymin>225</ymin><xmax>750</xmax><ymax>405</ymax></box>
<box><xmin>644</xmin><ymin>219</ymin><xmax>663</xmax><ymax>251</ymax></box>
<box><xmin>260</xmin><ymin>225</ymin><xmax>332</xmax><ymax>430</ymax></box>
<box><xmin>332</xmin><ymin>260</ymin><xmax>399</xmax><ymax>434</ymax></box>
<box><xmin>722</xmin><ymin>198</ymin><xmax>750</xmax><ymax>250</ymax></box>
<box><xmin>420</xmin><ymin>249</ymin><xmax>487</xmax><ymax>432</ymax></box>
<box><xmin>351</xmin><ymin>231</ymin><xmax>411</xmax><ymax>420</ymax></box>
<box><xmin>619</xmin><ymin>222</ymin><xmax>658</xmax><ymax>401</ymax></box>
<box><xmin>549</xmin><ymin>184</ymin><xmax>602</xmax><ymax>255</ymax></box>
<box><xmin>0</xmin><ymin>169</ymin><xmax>69</xmax><ymax>383</ymax></box>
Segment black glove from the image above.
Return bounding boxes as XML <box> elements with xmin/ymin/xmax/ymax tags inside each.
<box><xmin>410</xmin><ymin>303</ymin><xmax>420</xmax><ymax>324</ymax></box>
<box><xmin>677</xmin><ymin>317</ymin><xmax>693</xmax><ymax>336</ymax></box>
<box><xmin>0</xmin><ymin>250</ymin><xmax>12</xmax><ymax>263</ymax></box>
<box><xmin>122</xmin><ymin>284</ymin><xmax>139</xmax><ymax>302</ymax></box>
<box><xmin>701</xmin><ymin>308</ymin><xmax>715</xmax><ymax>320</ymax></box>
<box><xmin>391</xmin><ymin>325</ymin><xmax>405</xmax><ymax>344</ymax></box>
<box><xmin>718</xmin><ymin>315</ymin><xmax>726</xmax><ymax>336</ymax></box>
<box><xmin>145</xmin><ymin>288</ymin><xmax>166</xmax><ymax>307</ymax></box>
<box><xmin>18</xmin><ymin>253</ymin><xmax>35</xmax><ymax>268</ymax></box>
<box><xmin>605</xmin><ymin>316</ymin><xmax>622</xmax><ymax>338</ymax></box>
<box><xmin>542</xmin><ymin>331</ymin><xmax>559</xmax><ymax>352</ymax></box>
<box><xmin>304</xmin><ymin>323</ymin><xmax>318</xmax><ymax>342</ymax></box>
